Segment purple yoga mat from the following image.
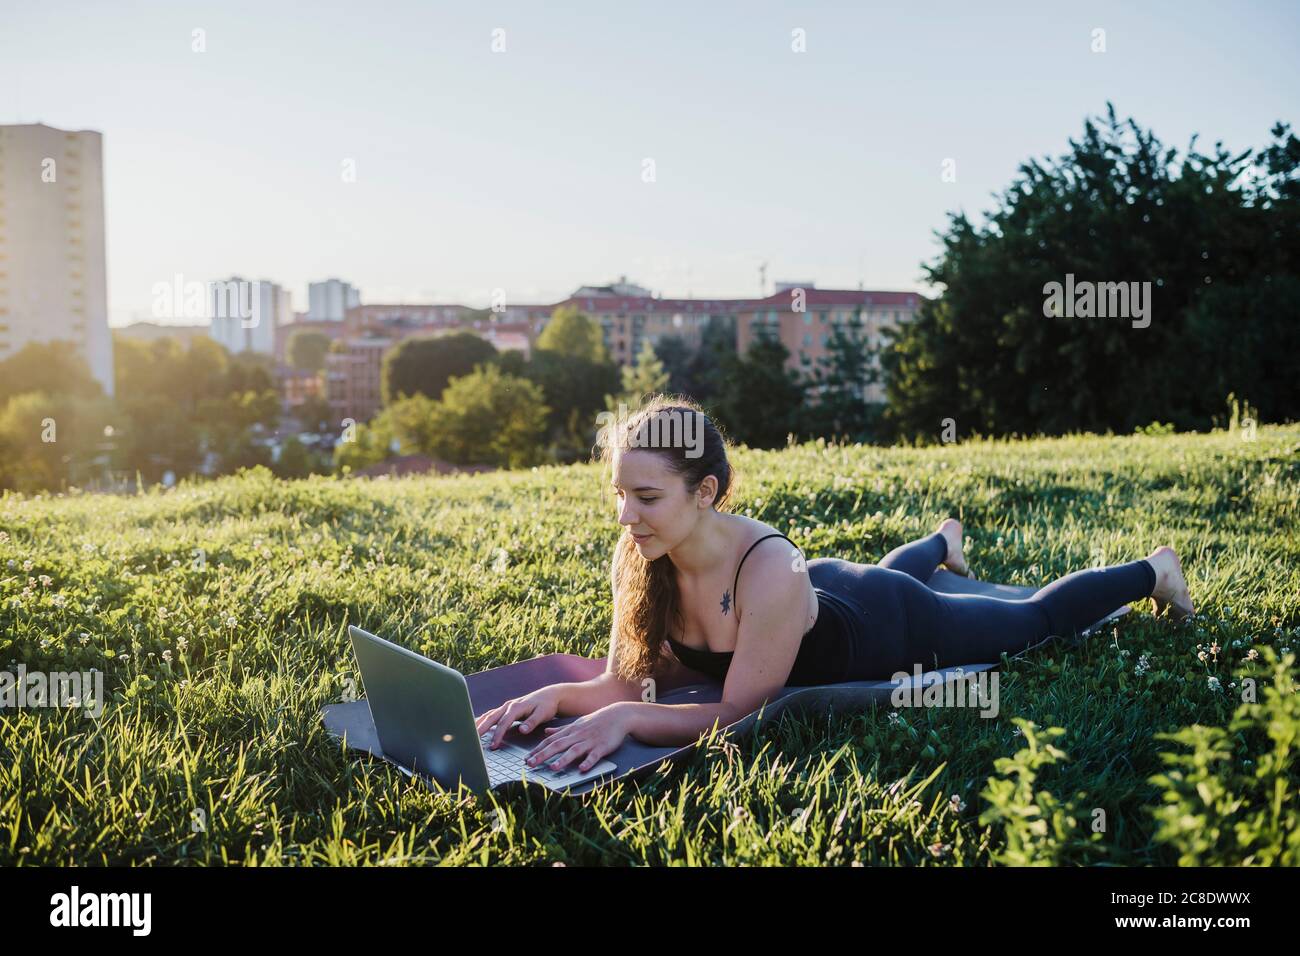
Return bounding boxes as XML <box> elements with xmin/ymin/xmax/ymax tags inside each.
<box><xmin>321</xmin><ymin>569</ymin><xmax>1131</xmax><ymax>796</ymax></box>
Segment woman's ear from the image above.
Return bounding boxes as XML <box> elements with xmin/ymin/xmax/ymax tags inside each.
<box><xmin>697</xmin><ymin>475</ymin><xmax>718</xmax><ymax>508</ymax></box>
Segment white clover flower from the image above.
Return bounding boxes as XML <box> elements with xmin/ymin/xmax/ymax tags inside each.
<box><xmin>50</xmin><ymin>594</ymin><xmax>66</xmax><ymax>608</ymax></box>
<box><xmin>177</xmin><ymin>636</ymin><xmax>189</xmax><ymax>652</ymax></box>
<box><xmin>162</xmin><ymin>650</ymin><xmax>173</xmax><ymax>663</ymax></box>
<box><xmin>1207</xmin><ymin>676</ymin><xmax>1222</xmax><ymax>692</ymax></box>
<box><xmin>949</xmin><ymin>794</ymin><xmax>967</xmax><ymax>813</ymax></box>
<box><xmin>79</xmin><ymin>632</ymin><xmax>90</xmax><ymax>645</ymax></box>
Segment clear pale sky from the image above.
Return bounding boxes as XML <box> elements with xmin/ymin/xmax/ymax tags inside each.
<box><xmin>3</xmin><ymin>0</ymin><xmax>1297</xmax><ymax>326</ymax></box>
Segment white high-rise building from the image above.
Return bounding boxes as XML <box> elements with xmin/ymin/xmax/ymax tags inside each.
<box><xmin>0</xmin><ymin>123</ymin><xmax>114</xmax><ymax>395</ymax></box>
<box><xmin>307</xmin><ymin>278</ymin><xmax>360</xmax><ymax>321</ymax></box>
<box><xmin>207</xmin><ymin>277</ymin><xmax>290</xmax><ymax>355</ymax></box>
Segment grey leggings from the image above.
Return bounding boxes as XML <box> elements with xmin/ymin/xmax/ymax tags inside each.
<box><xmin>805</xmin><ymin>531</ymin><xmax>1156</xmax><ymax>678</ymax></box>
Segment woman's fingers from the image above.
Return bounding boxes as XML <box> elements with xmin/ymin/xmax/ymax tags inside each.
<box><xmin>526</xmin><ymin>729</ymin><xmax>573</xmax><ymax>767</ymax></box>
<box><xmin>486</xmin><ymin>701</ymin><xmax>532</xmax><ymax>750</ymax></box>
<box><xmin>473</xmin><ymin>704</ymin><xmax>504</xmax><ymax>737</ymax></box>
<box><xmin>548</xmin><ymin>740</ymin><xmax>601</xmax><ymax>773</ymax></box>
<box><xmin>528</xmin><ymin>733</ymin><xmax>603</xmax><ymax>773</ymax></box>
<box><xmin>574</xmin><ymin>745</ymin><xmax>604</xmax><ymax>772</ymax></box>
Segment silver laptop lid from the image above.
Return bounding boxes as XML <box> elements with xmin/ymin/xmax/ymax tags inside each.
<box><xmin>347</xmin><ymin>625</ymin><xmax>491</xmax><ymax>794</ymax></box>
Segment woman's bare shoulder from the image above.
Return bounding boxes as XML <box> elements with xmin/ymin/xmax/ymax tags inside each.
<box><xmin>726</xmin><ymin>511</ymin><xmax>786</xmax><ymax>542</ymax></box>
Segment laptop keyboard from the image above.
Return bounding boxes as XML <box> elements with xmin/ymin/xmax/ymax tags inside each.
<box><xmin>479</xmin><ymin>732</ymin><xmax>575</xmax><ymax>784</ymax></box>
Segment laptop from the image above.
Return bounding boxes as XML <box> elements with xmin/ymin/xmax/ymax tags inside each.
<box><xmin>346</xmin><ymin>625</ymin><xmax>619</xmax><ymax>794</ymax></box>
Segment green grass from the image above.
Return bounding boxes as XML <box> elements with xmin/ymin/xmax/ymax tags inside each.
<box><xmin>2</xmin><ymin>424</ymin><xmax>1298</xmax><ymax>865</ymax></box>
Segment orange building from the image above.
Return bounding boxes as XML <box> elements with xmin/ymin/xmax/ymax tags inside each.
<box><xmin>737</xmin><ymin>288</ymin><xmax>924</xmax><ymax>400</ymax></box>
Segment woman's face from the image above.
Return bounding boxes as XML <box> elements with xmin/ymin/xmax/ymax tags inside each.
<box><xmin>611</xmin><ymin>450</ymin><xmax>713</xmax><ymax>557</ymax></box>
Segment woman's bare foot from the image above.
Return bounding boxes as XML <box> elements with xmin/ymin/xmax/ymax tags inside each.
<box><xmin>937</xmin><ymin>518</ymin><xmax>972</xmax><ymax>577</ymax></box>
<box><xmin>1146</xmin><ymin>546</ymin><xmax>1195</xmax><ymax>622</ymax></box>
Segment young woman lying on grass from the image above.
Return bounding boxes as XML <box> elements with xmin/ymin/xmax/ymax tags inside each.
<box><xmin>473</xmin><ymin>395</ymin><xmax>1194</xmax><ymax>775</ymax></box>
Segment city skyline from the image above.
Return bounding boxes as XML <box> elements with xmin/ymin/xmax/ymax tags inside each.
<box><xmin>4</xmin><ymin>0</ymin><xmax>1297</xmax><ymax>327</ymax></box>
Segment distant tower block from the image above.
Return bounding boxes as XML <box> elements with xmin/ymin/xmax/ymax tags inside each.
<box><xmin>0</xmin><ymin>123</ymin><xmax>114</xmax><ymax>395</ymax></box>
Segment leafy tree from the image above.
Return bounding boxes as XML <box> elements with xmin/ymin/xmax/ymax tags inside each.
<box><xmin>112</xmin><ymin>336</ymin><xmax>218</xmax><ymax>480</ymax></box>
<box><xmin>223</xmin><ymin>351</ymin><xmax>275</xmax><ymax>400</ymax></box>
<box><xmin>523</xmin><ymin>349</ymin><xmax>621</xmax><ymax>462</ymax></box>
<box><xmin>112</xmin><ymin>394</ymin><xmax>203</xmax><ymax>482</ymax></box>
<box><xmin>490</xmin><ymin>349</ymin><xmax>529</xmax><ymax>378</ymax></box>
<box><xmin>801</xmin><ymin>307</ymin><xmax>883</xmax><ymax>443</ymax></box>
<box><xmin>0</xmin><ymin>391</ymin><xmax>114</xmax><ymax>493</ymax></box>
<box><xmin>375</xmin><ymin>392</ymin><xmax>443</xmax><ymax>456</ymax></box>
<box><xmin>293</xmin><ymin>394</ymin><xmax>332</xmax><ymax>432</ymax></box>
<box><xmin>712</xmin><ymin>332</ymin><xmax>805</xmax><ymax>449</ymax></box>
<box><xmin>110</xmin><ymin>335</ymin><xmax>278</xmax><ymax>482</ymax></box>
<box><xmin>604</xmin><ymin>338</ymin><xmax>670</xmax><ymax>413</ymax></box>
<box><xmin>271</xmin><ymin>436</ymin><xmax>318</xmax><ymax>479</ymax></box>
<box><xmin>287</xmin><ymin>330</ymin><xmax>331</xmax><ymax>373</ymax></box>
<box><xmin>645</xmin><ymin>333</ymin><xmax>693</xmax><ymax>393</ymax></box>
<box><xmin>682</xmin><ymin>316</ymin><xmax>738</xmax><ymax>405</ymax></box>
<box><xmin>535</xmin><ymin>304</ymin><xmax>608</xmax><ymax>362</ymax></box>
<box><xmin>0</xmin><ymin>340</ymin><xmax>104</xmax><ymax>405</ymax></box>
<box><xmin>882</xmin><ymin>105</ymin><xmax>1300</xmax><ymax>441</ymax></box>
<box><xmin>380</xmin><ymin>332</ymin><xmax>498</xmax><ymax>405</ymax></box>
<box><xmin>421</xmin><ymin>363</ymin><xmax>551</xmax><ymax>468</ymax></box>
<box><xmin>332</xmin><ymin>417</ymin><xmax>397</xmax><ymax>473</ymax></box>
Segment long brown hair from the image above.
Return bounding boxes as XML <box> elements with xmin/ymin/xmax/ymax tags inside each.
<box><xmin>594</xmin><ymin>393</ymin><xmax>738</xmax><ymax>682</ymax></box>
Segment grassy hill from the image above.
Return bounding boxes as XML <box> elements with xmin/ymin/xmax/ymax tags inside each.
<box><xmin>2</xmin><ymin>424</ymin><xmax>1298</xmax><ymax>865</ymax></box>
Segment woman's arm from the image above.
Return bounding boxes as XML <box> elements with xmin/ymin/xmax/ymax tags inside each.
<box><xmin>607</xmin><ymin>699</ymin><xmax>746</xmax><ymax>747</ymax></box>
<box><xmin>552</xmin><ymin>670</ymin><xmax>644</xmax><ymax>716</ymax></box>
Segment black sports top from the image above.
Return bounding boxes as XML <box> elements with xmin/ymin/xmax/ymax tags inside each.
<box><xmin>664</xmin><ymin>532</ymin><xmax>862</xmax><ymax>686</ymax></box>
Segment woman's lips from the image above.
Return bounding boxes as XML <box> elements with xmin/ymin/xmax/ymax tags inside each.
<box><xmin>632</xmin><ymin>532</ymin><xmax>652</xmax><ymax>541</ymax></box>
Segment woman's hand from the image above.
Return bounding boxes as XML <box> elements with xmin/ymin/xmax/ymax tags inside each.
<box><xmin>474</xmin><ymin>686</ymin><xmax>564</xmax><ymax>750</ymax></box>
<box><xmin>524</xmin><ymin>703</ymin><xmax>631</xmax><ymax>774</ymax></box>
